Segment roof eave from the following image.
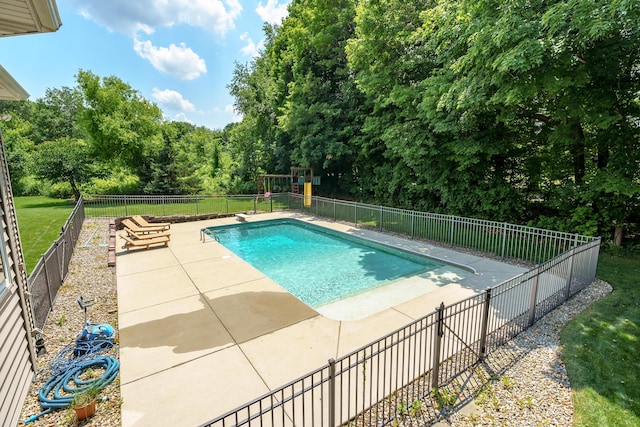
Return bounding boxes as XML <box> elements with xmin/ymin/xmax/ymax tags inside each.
<box><xmin>0</xmin><ymin>65</ymin><xmax>30</xmax><ymax>101</ymax></box>
<box><xmin>30</xmin><ymin>0</ymin><xmax>62</xmax><ymax>34</ymax></box>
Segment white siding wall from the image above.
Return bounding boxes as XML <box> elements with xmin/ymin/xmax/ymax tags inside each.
<box><xmin>0</xmin><ymin>135</ymin><xmax>36</xmax><ymax>426</ymax></box>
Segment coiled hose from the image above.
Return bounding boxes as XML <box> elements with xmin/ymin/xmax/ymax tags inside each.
<box><xmin>24</xmin><ymin>340</ymin><xmax>120</xmax><ymax>424</ymax></box>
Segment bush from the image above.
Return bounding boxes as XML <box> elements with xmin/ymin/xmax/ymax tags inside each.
<box><xmin>83</xmin><ymin>172</ymin><xmax>140</xmax><ymax>195</ymax></box>
<box><xmin>16</xmin><ymin>175</ymin><xmax>47</xmax><ymax>196</ymax></box>
<box><xmin>46</xmin><ymin>182</ymin><xmax>74</xmax><ymax>199</ymax></box>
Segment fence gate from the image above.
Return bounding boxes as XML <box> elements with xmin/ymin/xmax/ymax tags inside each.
<box><xmin>430</xmin><ymin>294</ymin><xmax>490</xmax><ymax>389</ymax></box>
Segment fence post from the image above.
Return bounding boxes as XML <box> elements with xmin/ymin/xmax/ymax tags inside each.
<box><xmin>379</xmin><ymin>206</ymin><xmax>383</xmax><ymax>232</ymax></box>
<box><xmin>42</xmin><ymin>255</ymin><xmax>54</xmax><ymax>316</ymax></box>
<box><xmin>431</xmin><ymin>302</ymin><xmax>445</xmax><ymax>390</ymax></box>
<box><xmin>354</xmin><ymin>202</ymin><xmax>358</xmax><ymax>227</ymax></box>
<box><xmin>528</xmin><ymin>267</ymin><xmax>541</xmax><ymax>327</ymax></box>
<box><xmin>410</xmin><ymin>211</ymin><xmax>415</xmax><ymax>240</ymax></box>
<box><xmin>60</xmin><ymin>240</ymin><xmax>67</xmax><ymax>278</ymax></box>
<box><xmin>449</xmin><ymin>216</ymin><xmax>455</xmax><ymax>247</ymax></box>
<box><xmin>333</xmin><ymin>199</ymin><xmax>336</xmax><ymax>221</ymax></box>
<box><xmin>478</xmin><ymin>288</ymin><xmax>492</xmax><ymax>360</ymax></box>
<box><xmin>564</xmin><ymin>248</ymin><xmax>576</xmax><ymax>300</ymax></box>
<box><xmin>501</xmin><ymin>223</ymin><xmax>507</xmax><ymax>259</ymax></box>
<box><xmin>328</xmin><ymin>358</ymin><xmax>336</xmax><ymax>427</ymax></box>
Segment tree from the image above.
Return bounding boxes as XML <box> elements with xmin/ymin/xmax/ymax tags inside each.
<box><xmin>228</xmin><ymin>0</ymin><xmax>371</xmax><ymax>197</ymax></box>
<box><xmin>141</xmin><ymin>121</ymin><xmax>223</xmax><ymax>194</ymax></box>
<box><xmin>31</xmin><ymin>86</ymin><xmax>85</xmax><ymax>143</ymax></box>
<box><xmin>228</xmin><ymin>26</ymin><xmax>290</xmax><ymax>181</ymax></box>
<box><xmin>346</xmin><ymin>0</ymin><xmax>640</xmax><ymax>240</ymax></box>
<box><xmin>32</xmin><ymin>138</ymin><xmax>91</xmax><ymax>201</ymax></box>
<box><xmin>347</xmin><ymin>0</ymin><xmax>443</xmax><ymax>208</ymax></box>
<box><xmin>76</xmin><ymin>70</ymin><xmax>163</xmax><ymax>172</ymax></box>
<box><xmin>414</xmin><ymin>0</ymin><xmax>640</xmax><ymax>239</ymax></box>
<box><xmin>277</xmin><ymin>0</ymin><xmax>364</xmax><ymax>187</ymax></box>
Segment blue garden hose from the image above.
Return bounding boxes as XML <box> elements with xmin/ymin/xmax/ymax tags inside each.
<box><xmin>24</xmin><ymin>355</ymin><xmax>119</xmax><ymax>423</ymax></box>
<box><xmin>24</xmin><ymin>338</ymin><xmax>120</xmax><ymax>424</ymax></box>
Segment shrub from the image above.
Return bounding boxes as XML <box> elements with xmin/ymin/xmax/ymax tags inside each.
<box><xmin>46</xmin><ymin>182</ymin><xmax>74</xmax><ymax>199</ymax></box>
<box><xmin>83</xmin><ymin>172</ymin><xmax>140</xmax><ymax>195</ymax></box>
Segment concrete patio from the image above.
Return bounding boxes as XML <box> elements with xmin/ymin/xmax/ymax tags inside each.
<box><xmin>116</xmin><ymin>212</ymin><xmax>526</xmax><ymax>426</ymax></box>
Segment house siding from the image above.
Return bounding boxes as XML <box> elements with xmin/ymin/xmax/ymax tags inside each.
<box><xmin>0</xmin><ymin>134</ymin><xmax>36</xmax><ymax>427</ymax></box>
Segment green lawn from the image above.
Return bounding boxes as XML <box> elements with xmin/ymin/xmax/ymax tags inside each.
<box><xmin>562</xmin><ymin>253</ymin><xmax>640</xmax><ymax>427</ymax></box>
<box><xmin>14</xmin><ymin>196</ymin><xmax>75</xmax><ymax>274</ymax></box>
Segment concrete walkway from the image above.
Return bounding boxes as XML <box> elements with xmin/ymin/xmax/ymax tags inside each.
<box><xmin>116</xmin><ymin>213</ymin><xmax>526</xmax><ymax>426</ymax></box>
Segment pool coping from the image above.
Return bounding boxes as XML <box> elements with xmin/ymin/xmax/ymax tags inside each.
<box><xmin>116</xmin><ymin>212</ymin><xmax>527</xmax><ymax>427</ymax></box>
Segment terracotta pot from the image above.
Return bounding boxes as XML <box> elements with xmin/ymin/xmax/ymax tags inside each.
<box><xmin>73</xmin><ymin>398</ymin><xmax>97</xmax><ymax>420</ymax></box>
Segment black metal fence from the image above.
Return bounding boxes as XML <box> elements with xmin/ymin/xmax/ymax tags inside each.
<box><xmin>201</xmin><ymin>196</ymin><xmax>601</xmax><ymax>427</ymax></box>
<box><xmin>287</xmin><ymin>194</ymin><xmax>594</xmax><ymax>265</ymax></box>
<box><xmin>70</xmin><ymin>193</ymin><xmax>600</xmax><ymax>426</ymax></box>
<box><xmin>83</xmin><ymin>194</ymin><xmax>288</xmax><ymax>218</ymax></box>
<box><xmin>27</xmin><ymin>197</ymin><xmax>85</xmax><ymax>331</ymax></box>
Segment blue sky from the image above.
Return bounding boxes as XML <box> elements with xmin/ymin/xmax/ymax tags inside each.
<box><xmin>1</xmin><ymin>0</ymin><xmax>291</xmax><ymax>130</ymax></box>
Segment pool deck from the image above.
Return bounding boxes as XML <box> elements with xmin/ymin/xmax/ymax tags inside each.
<box><xmin>116</xmin><ymin>212</ymin><xmax>527</xmax><ymax>426</ymax></box>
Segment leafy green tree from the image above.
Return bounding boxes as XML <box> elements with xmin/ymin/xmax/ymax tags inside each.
<box><xmin>229</xmin><ymin>0</ymin><xmax>371</xmax><ymax>197</ymax></box>
<box><xmin>141</xmin><ymin>121</ymin><xmax>224</xmax><ymax>194</ymax></box>
<box><xmin>141</xmin><ymin>125</ymin><xmax>180</xmax><ymax>194</ymax></box>
<box><xmin>223</xmin><ymin>118</ymin><xmax>266</xmax><ymax>193</ymax></box>
<box><xmin>32</xmin><ymin>138</ymin><xmax>91</xmax><ymax>200</ymax></box>
<box><xmin>171</xmin><ymin>124</ymin><xmax>223</xmax><ymax>193</ymax></box>
<box><xmin>347</xmin><ymin>0</ymin><xmax>640</xmax><ymax>241</ymax></box>
<box><xmin>0</xmin><ymin>106</ymin><xmax>35</xmax><ymax>194</ymax></box>
<box><xmin>347</xmin><ymin>0</ymin><xmax>441</xmax><ymax>207</ymax></box>
<box><xmin>415</xmin><ymin>0</ymin><xmax>639</xmax><ymax>239</ymax></box>
<box><xmin>277</xmin><ymin>0</ymin><xmax>364</xmax><ymax>186</ymax></box>
<box><xmin>76</xmin><ymin>70</ymin><xmax>163</xmax><ymax>172</ymax></box>
<box><xmin>31</xmin><ymin>86</ymin><xmax>85</xmax><ymax>143</ymax></box>
<box><xmin>228</xmin><ymin>28</ymin><xmax>288</xmax><ymax>181</ymax></box>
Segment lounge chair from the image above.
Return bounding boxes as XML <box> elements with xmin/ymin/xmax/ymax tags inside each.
<box><xmin>122</xmin><ymin>218</ymin><xmax>167</xmax><ymax>234</ymax></box>
<box><xmin>121</xmin><ymin>234</ymin><xmax>169</xmax><ymax>251</ymax></box>
<box><xmin>132</xmin><ymin>215</ymin><xmax>170</xmax><ymax>230</ymax></box>
<box><xmin>124</xmin><ymin>227</ymin><xmax>171</xmax><ymax>240</ymax></box>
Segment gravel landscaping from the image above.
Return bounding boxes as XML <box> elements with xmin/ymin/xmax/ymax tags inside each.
<box><xmin>17</xmin><ymin>218</ymin><xmax>611</xmax><ymax>426</ymax></box>
<box><xmin>18</xmin><ymin>218</ymin><xmax>119</xmax><ymax>427</ymax></box>
<box><xmin>444</xmin><ymin>278</ymin><xmax>612</xmax><ymax>427</ymax></box>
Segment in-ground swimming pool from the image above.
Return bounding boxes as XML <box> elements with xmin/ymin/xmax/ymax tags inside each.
<box><xmin>205</xmin><ymin>219</ymin><xmax>466</xmax><ymax>308</ymax></box>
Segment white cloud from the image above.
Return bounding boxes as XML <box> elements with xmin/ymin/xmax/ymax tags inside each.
<box><xmin>239</xmin><ymin>32</ymin><xmax>264</xmax><ymax>58</ymax></box>
<box><xmin>71</xmin><ymin>0</ymin><xmax>243</xmax><ymax>36</ymax></box>
<box><xmin>173</xmin><ymin>112</ymin><xmax>194</xmax><ymax>124</ymax></box>
<box><xmin>225</xmin><ymin>104</ymin><xmax>243</xmax><ymax>122</ymax></box>
<box><xmin>256</xmin><ymin>0</ymin><xmax>290</xmax><ymax>24</ymax></box>
<box><xmin>134</xmin><ymin>39</ymin><xmax>207</xmax><ymax>80</ymax></box>
<box><xmin>151</xmin><ymin>88</ymin><xmax>195</xmax><ymax>112</ymax></box>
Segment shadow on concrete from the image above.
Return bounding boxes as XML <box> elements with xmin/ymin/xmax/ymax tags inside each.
<box><xmin>207</xmin><ymin>290</ymin><xmax>318</xmax><ymax>343</ymax></box>
<box><xmin>119</xmin><ymin>291</ymin><xmax>318</xmax><ymax>354</ymax></box>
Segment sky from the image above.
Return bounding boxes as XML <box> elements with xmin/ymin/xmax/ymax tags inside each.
<box><xmin>1</xmin><ymin>0</ymin><xmax>291</xmax><ymax>130</ymax></box>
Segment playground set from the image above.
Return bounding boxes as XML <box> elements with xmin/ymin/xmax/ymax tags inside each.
<box><xmin>258</xmin><ymin>167</ymin><xmax>320</xmax><ymax>207</ymax></box>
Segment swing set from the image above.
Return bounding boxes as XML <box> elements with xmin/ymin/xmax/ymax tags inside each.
<box><xmin>258</xmin><ymin>167</ymin><xmax>320</xmax><ymax>207</ymax></box>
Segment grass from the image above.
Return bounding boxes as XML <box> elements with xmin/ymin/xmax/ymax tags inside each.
<box><xmin>14</xmin><ymin>196</ymin><xmax>75</xmax><ymax>274</ymax></box>
<box><xmin>562</xmin><ymin>252</ymin><xmax>640</xmax><ymax>427</ymax></box>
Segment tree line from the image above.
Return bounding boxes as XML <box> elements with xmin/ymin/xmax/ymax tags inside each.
<box><xmin>228</xmin><ymin>0</ymin><xmax>639</xmax><ymax>247</ymax></box>
<box><xmin>0</xmin><ymin>70</ymin><xmax>233</xmax><ymax>199</ymax></box>
<box><xmin>1</xmin><ymin>0</ymin><xmax>639</xmax><ymax>248</ymax></box>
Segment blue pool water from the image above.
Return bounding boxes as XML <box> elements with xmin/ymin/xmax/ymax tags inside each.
<box><xmin>205</xmin><ymin>219</ymin><xmax>446</xmax><ymax>307</ymax></box>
